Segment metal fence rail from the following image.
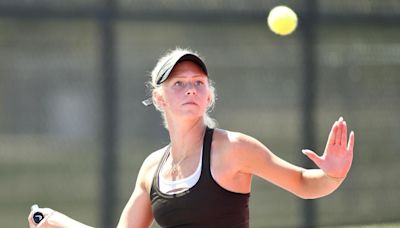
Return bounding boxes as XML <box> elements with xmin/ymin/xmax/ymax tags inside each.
<box><xmin>1</xmin><ymin>1</ymin><xmax>399</xmax><ymax>227</ymax></box>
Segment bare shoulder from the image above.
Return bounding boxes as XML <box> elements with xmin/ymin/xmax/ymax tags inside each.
<box><xmin>212</xmin><ymin>128</ymin><xmax>250</xmax><ymax>165</ymax></box>
<box><xmin>141</xmin><ymin>147</ymin><xmax>166</xmax><ymax>171</ymax></box>
<box><xmin>212</xmin><ymin>128</ymin><xmax>272</xmax><ymax>172</ymax></box>
<box><xmin>210</xmin><ymin>128</ymin><xmax>269</xmax><ymax>191</ymax></box>
<box><xmin>213</xmin><ymin>128</ymin><xmax>264</xmax><ymax>152</ymax></box>
<box><xmin>137</xmin><ymin>146</ymin><xmax>167</xmax><ymax>192</ymax></box>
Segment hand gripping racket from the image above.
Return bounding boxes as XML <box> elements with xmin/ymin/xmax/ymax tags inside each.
<box><xmin>31</xmin><ymin>204</ymin><xmax>44</xmax><ymax>224</ymax></box>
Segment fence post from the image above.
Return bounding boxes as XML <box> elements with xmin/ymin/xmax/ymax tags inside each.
<box><xmin>301</xmin><ymin>0</ymin><xmax>318</xmax><ymax>227</ymax></box>
<box><xmin>100</xmin><ymin>0</ymin><xmax>118</xmax><ymax>227</ymax></box>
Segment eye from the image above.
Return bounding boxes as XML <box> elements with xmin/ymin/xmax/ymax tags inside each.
<box><xmin>174</xmin><ymin>81</ymin><xmax>183</xmax><ymax>86</ymax></box>
<box><xmin>195</xmin><ymin>80</ymin><xmax>204</xmax><ymax>86</ymax></box>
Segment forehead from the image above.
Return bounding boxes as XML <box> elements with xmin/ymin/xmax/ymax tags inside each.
<box><xmin>169</xmin><ymin>61</ymin><xmax>208</xmax><ymax>79</ymax></box>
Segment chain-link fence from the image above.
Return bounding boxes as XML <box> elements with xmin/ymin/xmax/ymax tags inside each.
<box><xmin>1</xmin><ymin>0</ymin><xmax>399</xmax><ymax>227</ymax></box>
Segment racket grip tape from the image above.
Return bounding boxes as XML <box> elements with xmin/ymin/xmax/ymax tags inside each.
<box><xmin>31</xmin><ymin>204</ymin><xmax>44</xmax><ymax>224</ymax></box>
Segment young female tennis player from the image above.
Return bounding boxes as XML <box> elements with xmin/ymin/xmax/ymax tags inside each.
<box><xmin>28</xmin><ymin>48</ymin><xmax>355</xmax><ymax>228</ymax></box>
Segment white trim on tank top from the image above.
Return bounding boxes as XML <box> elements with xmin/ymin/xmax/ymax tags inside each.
<box><xmin>159</xmin><ymin>149</ymin><xmax>203</xmax><ymax>195</ymax></box>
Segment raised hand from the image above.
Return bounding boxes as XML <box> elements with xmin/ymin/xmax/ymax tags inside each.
<box><xmin>302</xmin><ymin>117</ymin><xmax>355</xmax><ymax>179</ymax></box>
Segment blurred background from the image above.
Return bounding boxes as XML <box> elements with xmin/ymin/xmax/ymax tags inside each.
<box><xmin>1</xmin><ymin>0</ymin><xmax>399</xmax><ymax>227</ymax></box>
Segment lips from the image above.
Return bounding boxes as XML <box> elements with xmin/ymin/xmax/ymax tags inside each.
<box><xmin>182</xmin><ymin>101</ymin><xmax>198</xmax><ymax>106</ymax></box>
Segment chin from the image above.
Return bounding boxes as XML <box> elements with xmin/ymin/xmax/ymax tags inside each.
<box><xmin>178</xmin><ymin>109</ymin><xmax>205</xmax><ymax>119</ymax></box>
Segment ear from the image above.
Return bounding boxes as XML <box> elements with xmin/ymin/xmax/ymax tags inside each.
<box><xmin>207</xmin><ymin>93</ymin><xmax>212</xmax><ymax>108</ymax></box>
<box><xmin>153</xmin><ymin>90</ymin><xmax>166</xmax><ymax>109</ymax></box>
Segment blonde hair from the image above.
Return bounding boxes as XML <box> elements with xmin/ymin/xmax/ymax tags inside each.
<box><xmin>145</xmin><ymin>47</ymin><xmax>217</xmax><ymax>129</ymax></box>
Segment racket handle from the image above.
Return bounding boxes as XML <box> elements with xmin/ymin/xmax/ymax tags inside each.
<box><xmin>31</xmin><ymin>204</ymin><xmax>44</xmax><ymax>224</ymax></box>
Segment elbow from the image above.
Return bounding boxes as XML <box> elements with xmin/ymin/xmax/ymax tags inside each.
<box><xmin>295</xmin><ymin>192</ymin><xmax>324</xmax><ymax>200</ymax></box>
<box><xmin>292</xmin><ymin>186</ymin><xmax>336</xmax><ymax>199</ymax></box>
<box><xmin>296</xmin><ymin>193</ymin><xmax>322</xmax><ymax>200</ymax></box>
<box><xmin>294</xmin><ymin>170</ymin><xmax>341</xmax><ymax>199</ymax></box>
<box><xmin>293</xmin><ymin>191</ymin><xmax>315</xmax><ymax>199</ymax></box>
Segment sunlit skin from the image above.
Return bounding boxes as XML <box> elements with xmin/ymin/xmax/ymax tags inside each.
<box><xmin>114</xmin><ymin>61</ymin><xmax>355</xmax><ymax>227</ymax></box>
<box><xmin>154</xmin><ymin>60</ymin><xmax>211</xmax><ymax>121</ymax></box>
<box><xmin>302</xmin><ymin>117</ymin><xmax>354</xmax><ymax>179</ymax></box>
<box><xmin>28</xmin><ymin>59</ymin><xmax>355</xmax><ymax>228</ymax></box>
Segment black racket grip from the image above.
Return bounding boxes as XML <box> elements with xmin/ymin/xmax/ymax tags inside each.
<box><xmin>31</xmin><ymin>204</ymin><xmax>44</xmax><ymax>224</ymax></box>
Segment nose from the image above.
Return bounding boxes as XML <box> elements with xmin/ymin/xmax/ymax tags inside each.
<box><xmin>186</xmin><ymin>82</ymin><xmax>196</xmax><ymax>95</ymax></box>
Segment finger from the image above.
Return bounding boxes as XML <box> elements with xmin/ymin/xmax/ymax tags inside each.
<box><xmin>341</xmin><ymin>120</ymin><xmax>348</xmax><ymax>148</ymax></box>
<box><xmin>335</xmin><ymin>117</ymin><xmax>343</xmax><ymax>145</ymax></box>
<box><xmin>28</xmin><ymin>208</ymin><xmax>53</xmax><ymax>227</ymax></box>
<box><xmin>27</xmin><ymin>211</ymin><xmax>36</xmax><ymax>227</ymax></box>
<box><xmin>347</xmin><ymin>131</ymin><xmax>355</xmax><ymax>153</ymax></box>
<box><xmin>328</xmin><ymin>121</ymin><xmax>338</xmax><ymax>146</ymax></box>
<box><xmin>302</xmin><ymin>149</ymin><xmax>322</xmax><ymax>167</ymax></box>
<box><xmin>28</xmin><ymin>210</ymin><xmax>45</xmax><ymax>227</ymax></box>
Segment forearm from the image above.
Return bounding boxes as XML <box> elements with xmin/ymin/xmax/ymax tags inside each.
<box><xmin>298</xmin><ymin>168</ymin><xmax>345</xmax><ymax>199</ymax></box>
<box><xmin>46</xmin><ymin>211</ymin><xmax>93</xmax><ymax>228</ymax></box>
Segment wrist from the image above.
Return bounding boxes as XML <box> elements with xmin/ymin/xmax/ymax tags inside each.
<box><xmin>43</xmin><ymin>210</ymin><xmax>92</xmax><ymax>228</ymax></box>
<box><xmin>325</xmin><ymin>173</ymin><xmax>346</xmax><ymax>182</ymax></box>
<box><xmin>45</xmin><ymin>211</ymin><xmax>65</xmax><ymax>228</ymax></box>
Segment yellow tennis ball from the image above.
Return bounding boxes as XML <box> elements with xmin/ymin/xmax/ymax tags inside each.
<box><xmin>267</xmin><ymin>5</ymin><xmax>298</xmax><ymax>36</ymax></box>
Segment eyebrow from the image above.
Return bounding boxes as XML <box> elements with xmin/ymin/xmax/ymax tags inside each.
<box><xmin>171</xmin><ymin>75</ymin><xmax>207</xmax><ymax>79</ymax></box>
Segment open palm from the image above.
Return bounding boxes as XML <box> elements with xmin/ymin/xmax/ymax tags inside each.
<box><xmin>302</xmin><ymin>117</ymin><xmax>355</xmax><ymax>178</ymax></box>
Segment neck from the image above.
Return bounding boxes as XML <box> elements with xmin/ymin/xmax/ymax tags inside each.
<box><xmin>167</xmin><ymin>117</ymin><xmax>206</xmax><ymax>161</ymax></box>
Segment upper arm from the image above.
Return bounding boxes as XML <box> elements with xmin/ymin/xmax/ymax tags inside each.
<box><xmin>228</xmin><ymin>132</ymin><xmax>306</xmax><ymax>196</ymax></box>
<box><xmin>117</xmin><ymin>183</ymin><xmax>153</xmax><ymax>228</ymax></box>
<box><xmin>117</xmin><ymin>152</ymin><xmax>161</xmax><ymax>228</ymax></box>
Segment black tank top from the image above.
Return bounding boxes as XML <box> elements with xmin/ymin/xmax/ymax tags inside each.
<box><xmin>150</xmin><ymin>127</ymin><xmax>250</xmax><ymax>228</ymax></box>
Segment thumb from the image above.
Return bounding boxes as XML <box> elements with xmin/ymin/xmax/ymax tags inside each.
<box><xmin>302</xmin><ymin>149</ymin><xmax>322</xmax><ymax>167</ymax></box>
